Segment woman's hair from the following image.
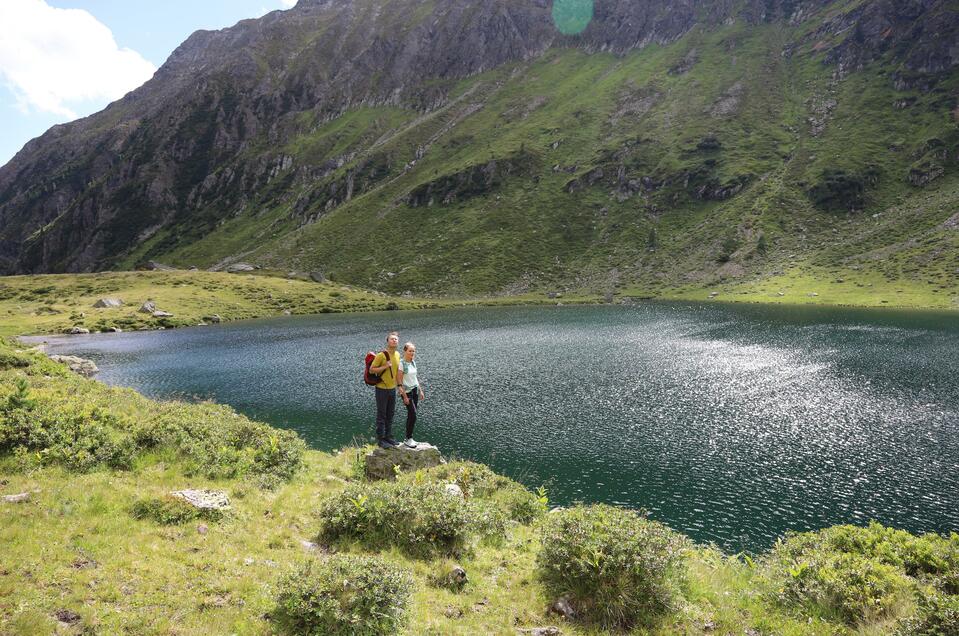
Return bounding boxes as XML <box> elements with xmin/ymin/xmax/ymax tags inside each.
<box><xmin>403</xmin><ymin>342</ymin><xmax>416</xmax><ymax>352</ymax></box>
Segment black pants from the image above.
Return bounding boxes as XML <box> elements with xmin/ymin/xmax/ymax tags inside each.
<box><xmin>403</xmin><ymin>387</ymin><xmax>419</xmax><ymax>439</ymax></box>
<box><xmin>375</xmin><ymin>387</ymin><xmax>396</xmax><ymax>441</ymax></box>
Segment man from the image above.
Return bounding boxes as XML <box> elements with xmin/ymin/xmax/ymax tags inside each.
<box><xmin>369</xmin><ymin>331</ymin><xmax>402</xmax><ymax>448</ymax></box>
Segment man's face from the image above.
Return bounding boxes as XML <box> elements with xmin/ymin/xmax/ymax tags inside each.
<box><xmin>387</xmin><ymin>334</ymin><xmax>399</xmax><ymax>348</ymax></box>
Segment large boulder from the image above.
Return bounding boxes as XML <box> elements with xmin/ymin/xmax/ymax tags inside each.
<box><xmin>65</xmin><ymin>327</ymin><xmax>90</xmax><ymax>335</ymax></box>
<box><xmin>93</xmin><ymin>298</ymin><xmax>123</xmax><ymax>308</ymax></box>
<box><xmin>364</xmin><ymin>442</ymin><xmax>444</xmax><ymax>481</ymax></box>
<box><xmin>49</xmin><ymin>355</ymin><xmax>99</xmax><ymax>376</ymax></box>
<box><xmin>226</xmin><ymin>263</ymin><xmax>256</xmax><ymax>273</ymax></box>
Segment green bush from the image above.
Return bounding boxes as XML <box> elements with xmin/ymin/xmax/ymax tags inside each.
<box><xmin>274</xmin><ymin>555</ymin><xmax>414</xmax><ymax>636</ymax></box>
<box><xmin>130</xmin><ymin>495</ymin><xmax>221</xmax><ymax>525</ymax></box>
<box><xmin>318</xmin><ymin>481</ymin><xmax>507</xmax><ymax>558</ymax></box>
<box><xmin>0</xmin><ymin>371</ymin><xmax>305</xmax><ymax>480</ymax></box>
<box><xmin>0</xmin><ymin>351</ymin><xmax>30</xmax><ymax>370</ymax></box>
<box><xmin>764</xmin><ymin>523</ymin><xmax>957</xmax><ymax>625</ymax></box>
<box><xmin>896</xmin><ymin>592</ymin><xmax>959</xmax><ymax>635</ymax></box>
<box><xmin>1</xmin><ymin>399</ymin><xmax>137</xmax><ymax>471</ymax></box>
<box><xmin>537</xmin><ymin>504</ymin><xmax>688</xmax><ymax>630</ymax></box>
<box><xmin>398</xmin><ymin>461</ymin><xmax>547</xmax><ymax>523</ymax></box>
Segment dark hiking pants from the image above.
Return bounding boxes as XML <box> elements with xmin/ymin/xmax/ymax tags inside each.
<box><xmin>403</xmin><ymin>387</ymin><xmax>419</xmax><ymax>440</ymax></box>
<box><xmin>375</xmin><ymin>387</ymin><xmax>396</xmax><ymax>441</ymax></box>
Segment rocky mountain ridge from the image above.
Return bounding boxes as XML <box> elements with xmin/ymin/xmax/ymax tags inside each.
<box><xmin>1</xmin><ymin>0</ymin><xmax>957</xmax><ymax>297</ymax></box>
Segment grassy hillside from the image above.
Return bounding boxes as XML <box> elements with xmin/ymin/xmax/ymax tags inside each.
<box><xmin>2</xmin><ymin>337</ymin><xmax>957</xmax><ymax>635</ymax></box>
<box><xmin>116</xmin><ymin>14</ymin><xmax>959</xmax><ymax>304</ymax></box>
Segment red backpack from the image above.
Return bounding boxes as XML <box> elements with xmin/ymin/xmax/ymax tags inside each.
<box><xmin>364</xmin><ymin>350</ymin><xmax>393</xmax><ymax>386</ymax></box>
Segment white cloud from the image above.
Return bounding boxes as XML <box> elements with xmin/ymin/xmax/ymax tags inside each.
<box><xmin>0</xmin><ymin>0</ymin><xmax>156</xmax><ymax>119</ymax></box>
<box><xmin>280</xmin><ymin>0</ymin><xmax>297</xmax><ymax>7</ymax></box>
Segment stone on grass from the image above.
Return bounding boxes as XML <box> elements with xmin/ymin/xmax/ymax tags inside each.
<box><xmin>518</xmin><ymin>628</ymin><xmax>562</xmax><ymax>636</ymax></box>
<box><xmin>170</xmin><ymin>489</ymin><xmax>230</xmax><ymax>511</ymax></box>
<box><xmin>66</xmin><ymin>327</ymin><xmax>90</xmax><ymax>335</ymax></box>
<box><xmin>550</xmin><ymin>596</ymin><xmax>576</xmax><ymax>620</ymax></box>
<box><xmin>197</xmin><ymin>523</ymin><xmax>209</xmax><ymax>535</ymax></box>
<box><xmin>310</xmin><ymin>271</ymin><xmax>327</xmax><ymax>283</ymax></box>
<box><xmin>364</xmin><ymin>442</ymin><xmax>443</xmax><ymax>481</ymax></box>
<box><xmin>3</xmin><ymin>492</ymin><xmax>30</xmax><ymax>503</ymax></box>
<box><xmin>444</xmin><ymin>483</ymin><xmax>464</xmax><ymax>498</ymax></box>
<box><xmin>152</xmin><ymin>310</ymin><xmax>174</xmax><ymax>318</ymax></box>
<box><xmin>54</xmin><ymin>609</ymin><xmax>81</xmax><ymax>625</ymax></box>
<box><xmin>435</xmin><ymin>565</ymin><xmax>468</xmax><ymax>591</ymax></box>
<box><xmin>93</xmin><ymin>298</ymin><xmax>123</xmax><ymax>308</ymax></box>
<box><xmin>49</xmin><ymin>355</ymin><xmax>99</xmax><ymax>377</ymax></box>
<box><xmin>226</xmin><ymin>263</ymin><xmax>255</xmax><ymax>273</ymax></box>
<box><xmin>139</xmin><ymin>301</ymin><xmax>157</xmax><ymax>313</ymax></box>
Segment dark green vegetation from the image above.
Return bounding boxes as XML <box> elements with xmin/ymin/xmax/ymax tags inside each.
<box><xmin>538</xmin><ymin>505</ymin><xmax>689</xmax><ymax>630</ymax></box>
<box><xmin>275</xmin><ymin>555</ymin><xmax>414</xmax><ymax>636</ymax></box>
<box><xmin>1</xmin><ymin>0</ymin><xmax>957</xmax><ymax>309</ymax></box>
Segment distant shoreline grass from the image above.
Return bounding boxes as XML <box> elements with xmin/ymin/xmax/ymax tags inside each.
<box><xmin>1</xmin><ymin>269</ymin><xmax>954</xmax><ymax>340</ymax></box>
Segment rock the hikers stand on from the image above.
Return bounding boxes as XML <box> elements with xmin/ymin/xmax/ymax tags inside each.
<box><xmin>397</xmin><ymin>341</ymin><xmax>425</xmax><ymax>448</ymax></box>
<box><xmin>369</xmin><ymin>331</ymin><xmax>402</xmax><ymax>449</ymax></box>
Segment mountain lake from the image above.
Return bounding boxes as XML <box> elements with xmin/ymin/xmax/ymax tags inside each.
<box><xmin>34</xmin><ymin>302</ymin><xmax>959</xmax><ymax>552</ymax></box>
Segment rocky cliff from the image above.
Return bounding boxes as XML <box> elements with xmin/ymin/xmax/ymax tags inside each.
<box><xmin>1</xmin><ymin>0</ymin><xmax>957</xmax><ymax>295</ymax></box>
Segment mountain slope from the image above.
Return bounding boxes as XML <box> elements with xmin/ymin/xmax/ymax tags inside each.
<box><xmin>0</xmin><ymin>0</ymin><xmax>957</xmax><ymax>301</ymax></box>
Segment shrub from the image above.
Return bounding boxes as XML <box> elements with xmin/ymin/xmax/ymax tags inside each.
<box><xmin>274</xmin><ymin>555</ymin><xmax>414</xmax><ymax>636</ymax></box>
<box><xmin>0</xmin><ymin>372</ymin><xmax>305</xmax><ymax>480</ymax></box>
<box><xmin>318</xmin><ymin>481</ymin><xmax>507</xmax><ymax>558</ymax></box>
<box><xmin>537</xmin><ymin>504</ymin><xmax>688</xmax><ymax>629</ymax></box>
<box><xmin>769</xmin><ymin>523</ymin><xmax>959</xmax><ymax>592</ymax></box>
<box><xmin>896</xmin><ymin>592</ymin><xmax>959</xmax><ymax>635</ymax></box>
<box><xmin>0</xmin><ymin>351</ymin><xmax>30</xmax><ymax>370</ymax></box>
<box><xmin>130</xmin><ymin>495</ymin><xmax>220</xmax><ymax>525</ymax></box>
<box><xmin>397</xmin><ymin>461</ymin><xmax>547</xmax><ymax>524</ymax></box>
<box><xmin>764</xmin><ymin>523</ymin><xmax>949</xmax><ymax>625</ymax></box>
<box><xmin>1</xmin><ymin>400</ymin><xmax>136</xmax><ymax>471</ymax></box>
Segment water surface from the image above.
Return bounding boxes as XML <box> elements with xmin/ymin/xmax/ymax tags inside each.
<box><xmin>37</xmin><ymin>302</ymin><xmax>959</xmax><ymax>551</ymax></box>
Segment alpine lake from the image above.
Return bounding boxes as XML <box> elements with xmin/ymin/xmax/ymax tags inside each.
<box><xmin>36</xmin><ymin>301</ymin><xmax>959</xmax><ymax>553</ymax></box>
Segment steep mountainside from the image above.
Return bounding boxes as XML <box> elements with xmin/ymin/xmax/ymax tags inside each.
<box><xmin>1</xmin><ymin>0</ymin><xmax>957</xmax><ymax>299</ymax></box>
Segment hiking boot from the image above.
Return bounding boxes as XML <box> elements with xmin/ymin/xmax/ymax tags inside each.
<box><xmin>385</xmin><ymin>438</ymin><xmax>400</xmax><ymax>447</ymax></box>
<box><xmin>404</xmin><ymin>438</ymin><xmax>418</xmax><ymax>448</ymax></box>
<box><xmin>377</xmin><ymin>439</ymin><xmax>394</xmax><ymax>449</ymax></box>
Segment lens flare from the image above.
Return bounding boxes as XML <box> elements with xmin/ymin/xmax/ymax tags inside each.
<box><xmin>552</xmin><ymin>0</ymin><xmax>593</xmax><ymax>36</ymax></box>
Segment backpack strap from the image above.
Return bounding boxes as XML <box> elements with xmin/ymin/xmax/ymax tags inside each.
<box><xmin>381</xmin><ymin>350</ymin><xmax>393</xmax><ymax>378</ymax></box>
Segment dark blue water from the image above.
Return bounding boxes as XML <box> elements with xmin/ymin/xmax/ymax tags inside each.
<box><xmin>36</xmin><ymin>302</ymin><xmax>959</xmax><ymax>552</ymax></box>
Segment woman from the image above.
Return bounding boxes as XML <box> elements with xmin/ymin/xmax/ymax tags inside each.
<box><xmin>396</xmin><ymin>342</ymin><xmax>425</xmax><ymax>448</ymax></box>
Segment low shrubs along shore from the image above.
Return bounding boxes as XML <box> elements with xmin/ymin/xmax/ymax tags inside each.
<box><xmin>2</xmin><ymin>337</ymin><xmax>958</xmax><ymax>634</ymax></box>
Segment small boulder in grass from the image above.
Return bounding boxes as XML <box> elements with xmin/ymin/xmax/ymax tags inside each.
<box><xmin>171</xmin><ymin>489</ymin><xmax>230</xmax><ymax>511</ymax></box>
<box><xmin>3</xmin><ymin>492</ymin><xmax>30</xmax><ymax>504</ymax></box>
<box><xmin>139</xmin><ymin>301</ymin><xmax>157</xmax><ymax>314</ymax></box>
<box><xmin>93</xmin><ymin>298</ymin><xmax>123</xmax><ymax>308</ymax></box>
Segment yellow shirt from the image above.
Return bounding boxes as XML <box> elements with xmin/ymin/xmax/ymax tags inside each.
<box><xmin>371</xmin><ymin>350</ymin><xmax>401</xmax><ymax>390</ymax></box>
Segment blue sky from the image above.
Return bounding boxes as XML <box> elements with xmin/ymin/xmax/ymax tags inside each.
<box><xmin>0</xmin><ymin>0</ymin><xmax>296</xmax><ymax>167</ymax></box>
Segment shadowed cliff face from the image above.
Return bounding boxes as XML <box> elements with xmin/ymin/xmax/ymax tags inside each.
<box><xmin>0</xmin><ymin>0</ymin><xmax>957</xmax><ymax>281</ymax></box>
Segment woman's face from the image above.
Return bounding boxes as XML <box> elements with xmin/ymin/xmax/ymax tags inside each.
<box><xmin>404</xmin><ymin>346</ymin><xmax>416</xmax><ymax>361</ymax></box>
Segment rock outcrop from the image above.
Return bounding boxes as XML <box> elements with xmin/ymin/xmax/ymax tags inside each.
<box><xmin>49</xmin><ymin>355</ymin><xmax>99</xmax><ymax>377</ymax></box>
<box><xmin>364</xmin><ymin>442</ymin><xmax>443</xmax><ymax>480</ymax></box>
